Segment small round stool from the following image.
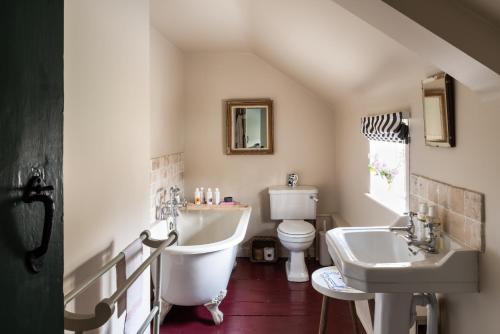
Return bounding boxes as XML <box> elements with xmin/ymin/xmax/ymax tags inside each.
<box><xmin>312</xmin><ymin>266</ymin><xmax>374</xmax><ymax>334</ymax></box>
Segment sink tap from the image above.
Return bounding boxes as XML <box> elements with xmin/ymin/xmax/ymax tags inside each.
<box><xmin>389</xmin><ymin>211</ymin><xmax>417</xmax><ymax>240</ymax></box>
<box><xmin>408</xmin><ymin>219</ymin><xmax>438</xmax><ymax>254</ymax></box>
<box><xmin>392</xmin><ymin>212</ymin><xmax>439</xmax><ymax>254</ymax></box>
<box><xmin>422</xmin><ymin>221</ymin><xmax>438</xmax><ymax>253</ymax></box>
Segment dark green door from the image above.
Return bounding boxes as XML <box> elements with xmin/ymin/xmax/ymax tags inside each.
<box><xmin>0</xmin><ymin>0</ymin><xmax>64</xmax><ymax>332</ymax></box>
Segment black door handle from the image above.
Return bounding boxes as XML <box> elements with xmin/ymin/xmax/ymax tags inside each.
<box><xmin>22</xmin><ymin>176</ymin><xmax>55</xmax><ymax>273</ymax></box>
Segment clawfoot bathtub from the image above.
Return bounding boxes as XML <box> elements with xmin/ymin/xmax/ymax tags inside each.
<box><xmin>151</xmin><ymin>207</ymin><xmax>251</xmax><ymax>325</ymax></box>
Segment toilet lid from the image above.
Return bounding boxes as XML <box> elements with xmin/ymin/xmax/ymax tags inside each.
<box><xmin>278</xmin><ymin>220</ymin><xmax>315</xmax><ymax>235</ymax></box>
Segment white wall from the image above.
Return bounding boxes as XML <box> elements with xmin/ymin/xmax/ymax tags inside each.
<box><xmin>334</xmin><ymin>74</ymin><xmax>424</xmax><ymax>226</ymax></box>
<box><xmin>335</xmin><ymin>77</ymin><xmax>500</xmax><ymax>333</ymax></box>
<box><xmin>184</xmin><ymin>52</ymin><xmax>337</xmax><ymax>246</ymax></box>
<box><xmin>64</xmin><ymin>0</ymin><xmax>150</xmax><ymax>332</ymax></box>
<box><xmin>412</xmin><ymin>83</ymin><xmax>500</xmax><ymax>334</ymax></box>
<box><xmin>150</xmin><ymin>27</ymin><xmax>185</xmax><ymax>158</ymax></box>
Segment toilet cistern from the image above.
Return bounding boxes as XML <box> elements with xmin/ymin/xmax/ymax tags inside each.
<box><xmin>269</xmin><ymin>185</ymin><xmax>319</xmax><ymax>282</ymax></box>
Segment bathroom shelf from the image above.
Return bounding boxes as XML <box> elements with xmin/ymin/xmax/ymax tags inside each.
<box><xmin>249</xmin><ymin>236</ymin><xmax>278</xmax><ymax>263</ymax></box>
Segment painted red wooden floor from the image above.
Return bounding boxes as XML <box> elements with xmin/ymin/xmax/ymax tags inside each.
<box><xmin>160</xmin><ymin>258</ymin><xmax>362</xmax><ymax>334</ymax></box>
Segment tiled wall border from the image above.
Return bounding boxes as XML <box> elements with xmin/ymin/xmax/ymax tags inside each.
<box><xmin>410</xmin><ymin>174</ymin><xmax>485</xmax><ymax>252</ymax></box>
<box><xmin>150</xmin><ymin>152</ymin><xmax>184</xmax><ymax>223</ymax></box>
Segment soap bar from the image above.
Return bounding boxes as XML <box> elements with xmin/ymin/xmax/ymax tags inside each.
<box><xmin>223</xmin><ymin>196</ymin><xmax>233</xmax><ymax>202</ymax></box>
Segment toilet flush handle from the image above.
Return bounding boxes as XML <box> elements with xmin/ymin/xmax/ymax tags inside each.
<box><xmin>310</xmin><ymin>195</ymin><xmax>319</xmax><ymax>203</ymax></box>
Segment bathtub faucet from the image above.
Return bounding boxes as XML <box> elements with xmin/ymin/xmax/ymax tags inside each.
<box><xmin>166</xmin><ymin>186</ymin><xmax>186</xmax><ymax>218</ymax></box>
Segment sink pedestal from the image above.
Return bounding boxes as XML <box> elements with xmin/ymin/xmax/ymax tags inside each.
<box><xmin>374</xmin><ymin>293</ymin><xmax>413</xmax><ymax>334</ymax></box>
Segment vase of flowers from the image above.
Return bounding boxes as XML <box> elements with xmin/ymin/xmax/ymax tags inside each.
<box><xmin>368</xmin><ymin>154</ymin><xmax>400</xmax><ymax>187</ymax></box>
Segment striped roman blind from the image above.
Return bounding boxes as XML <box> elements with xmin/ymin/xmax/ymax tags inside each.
<box><xmin>361</xmin><ymin>112</ymin><xmax>409</xmax><ymax>143</ymax></box>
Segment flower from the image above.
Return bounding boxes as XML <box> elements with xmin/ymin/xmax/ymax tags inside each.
<box><xmin>368</xmin><ymin>155</ymin><xmax>400</xmax><ymax>185</ymax></box>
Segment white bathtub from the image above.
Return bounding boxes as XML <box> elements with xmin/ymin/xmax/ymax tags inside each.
<box><xmin>150</xmin><ymin>207</ymin><xmax>251</xmax><ymax>324</ymax></box>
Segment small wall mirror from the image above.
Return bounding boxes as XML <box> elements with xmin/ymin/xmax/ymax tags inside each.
<box><xmin>422</xmin><ymin>73</ymin><xmax>455</xmax><ymax>147</ymax></box>
<box><xmin>225</xmin><ymin>99</ymin><xmax>273</xmax><ymax>154</ymax></box>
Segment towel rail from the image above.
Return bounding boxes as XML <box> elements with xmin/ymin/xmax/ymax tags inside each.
<box><xmin>138</xmin><ymin>305</ymin><xmax>159</xmax><ymax>334</ymax></box>
<box><xmin>64</xmin><ymin>230</ymin><xmax>177</xmax><ymax>333</ymax></box>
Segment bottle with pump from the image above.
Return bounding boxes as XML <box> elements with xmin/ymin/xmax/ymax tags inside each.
<box><xmin>194</xmin><ymin>188</ymin><xmax>201</xmax><ymax>205</ymax></box>
<box><xmin>206</xmin><ymin>188</ymin><xmax>213</xmax><ymax>205</ymax></box>
<box><xmin>214</xmin><ymin>188</ymin><xmax>221</xmax><ymax>205</ymax></box>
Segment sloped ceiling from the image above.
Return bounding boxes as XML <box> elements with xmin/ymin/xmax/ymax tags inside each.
<box><xmin>330</xmin><ymin>0</ymin><xmax>500</xmax><ymax>99</ymax></box>
<box><xmin>151</xmin><ymin>0</ymin><xmax>252</xmax><ymax>52</ymax></box>
<box><xmin>151</xmin><ymin>0</ymin><xmax>434</xmax><ymax>106</ymax></box>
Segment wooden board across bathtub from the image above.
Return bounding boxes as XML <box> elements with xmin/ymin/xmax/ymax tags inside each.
<box><xmin>185</xmin><ymin>203</ymin><xmax>249</xmax><ymax>210</ymax></box>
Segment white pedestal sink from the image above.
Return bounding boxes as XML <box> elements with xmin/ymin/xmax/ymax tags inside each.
<box><xmin>326</xmin><ymin>225</ymin><xmax>478</xmax><ymax>334</ymax></box>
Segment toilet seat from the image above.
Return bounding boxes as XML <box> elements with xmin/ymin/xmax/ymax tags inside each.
<box><xmin>277</xmin><ymin>220</ymin><xmax>315</xmax><ymax>236</ymax></box>
<box><xmin>277</xmin><ymin>220</ymin><xmax>315</xmax><ymax>244</ymax></box>
<box><xmin>277</xmin><ymin>231</ymin><xmax>315</xmax><ymax>243</ymax></box>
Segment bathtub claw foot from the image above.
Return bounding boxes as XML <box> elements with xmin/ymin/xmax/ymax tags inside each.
<box><xmin>204</xmin><ymin>290</ymin><xmax>227</xmax><ymax>325</ymax></box>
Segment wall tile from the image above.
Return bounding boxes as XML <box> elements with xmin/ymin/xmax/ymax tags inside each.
<box><xmin>437</xmin><ymin>206</ymin><xmax>449</xmax><ymax>230</ymax></box>
<box><xmin>409</xmin><ymin>195</ymin><xmax>419</xmax><ymax>212</ymax></box>
<box><xmin>464</xmin><ymin>191</ymin><xmax>483</xmax><ymax>222</ymax></box>
<box><xmin>150</xmin><ymin>152</ymin><xmax>185</xmax><ymax>223</ymax></box>
<box><xmin>152</xmin><ymin>158</ymin><xmax>160</xmax><ymax>171</ymax></box>
<box><xmin>447</xmin><ymin>211</ymin><xmax>466</xmax><ymax>242</ymax></box>
<box><xmin>448</xmin><ymin>187</ymin><xmax>465</xmax><ymax>215</ymax></box>
<box><xmin>410</xmin><ymin>175</ymin><xmax>419</xmax><ymax>196</ymax></box>
<box><xmin>427</xmin><ymin>180</ymin><xmax>438</xmax><ymax>204</ymax></box>
<box><xmin>437</xmin><ymin>183</ymin><xmax>449</xmax><ymax>208</ymax></box>
<box><xmin>410</xmin><ymin>174</ymin><xmax>485</xmax><ymax>252</ymax></box>
<box><xmin>416</xmin><ymin>177</ymin><xmax>428</xmax><ymax>198</ymax></box>
<box><xmin>465</xmin><ymin>218</ymin><xmax>483</xmax><ymax>251</ymax></box>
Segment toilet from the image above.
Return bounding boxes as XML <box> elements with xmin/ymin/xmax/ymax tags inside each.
<box><xmin>269</xmin><ymin>185</ymin><xmax>318</xmax><ymax>282</ymax></box>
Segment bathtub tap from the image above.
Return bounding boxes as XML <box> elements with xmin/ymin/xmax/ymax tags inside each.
<box><xmin>166</xmin><ymin>186</ymin><xmax>186</xmax><ymax>216</ymax></box>
<box><xmin>162</xmin><ymin>186</ymin><xmax>186</xmax><ymax>230</ymax></box>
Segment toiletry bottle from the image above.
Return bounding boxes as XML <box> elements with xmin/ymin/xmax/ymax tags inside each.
<box><xmin>426</xmin><ymin>204</ymin><xmax>435</xmax><ymax>240</ymax></box>
<box><xmin>416</xmin><ymin>203</ymin><xmax>428</xmax><ymax>241</ymax></box>
<box><xmin>427</xmin><ymin>205</ymin><xmax>442</xmax><ymax>251</ymax></box>
<box><xmin>200</xmin><ymin>187</ymin><xmax>205</xmax><ymax>204</ymax></box>
<box><xmin>206</xmin><ymin>188</ymin><xmax>213</xmax><ymax>205</ymax></box>
<box><xmin>194</xmin><ymin>188</ymin><xmax>201</xmax><ymax>205</ymax></box>
<box><xmin>214</xmin><ymin>188</ymin><xmax>221</xmax><ymax>205</ymax></box>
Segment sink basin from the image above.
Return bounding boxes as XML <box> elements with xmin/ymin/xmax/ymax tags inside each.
<box><xmin>327</xmin><ymin>225</ymin><xmax>479</xmax><ymax>334</ymax></box>
<box><xmin>326</xmin><ymin>226</ymin><xmax>479</xmax><ymax>293</ymax></box>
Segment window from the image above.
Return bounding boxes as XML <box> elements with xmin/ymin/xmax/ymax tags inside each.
<box><xmin>368</xmin><ymin>140</ymin><xmax>408</xmax><ymax>214</ymax></box>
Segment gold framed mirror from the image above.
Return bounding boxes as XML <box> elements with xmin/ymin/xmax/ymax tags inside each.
<box><xmin>225</xmin><ymin>98</ymin><xmax>274</xmax><ymax>155</ymax></box>
<box><xmin>422</xmin><ymin>73</ymin><xmax>455</xmax><ymax>147</ymax></box>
